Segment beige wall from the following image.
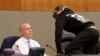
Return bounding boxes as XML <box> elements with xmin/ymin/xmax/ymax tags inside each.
<box><xmin>0</xmin><ymin>11</ymin><xmax>100</xmax><ymax>56</ymax></box>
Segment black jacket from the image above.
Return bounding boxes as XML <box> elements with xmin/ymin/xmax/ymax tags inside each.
<box><xmin>55</xmin><ymin>10</ymin><xmax>95</xmax><ymax>53</ymax></box>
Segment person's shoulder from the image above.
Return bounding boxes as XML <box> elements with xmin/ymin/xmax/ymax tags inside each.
<box><xmin>12</xmin><ymin>37</ymin><xmax>21</xmax><ymax>47</ymax></box>
<box><xmin>14</xmin><ymin>37</ymin><xmax>22</xmax><ymax>44</ymax></box>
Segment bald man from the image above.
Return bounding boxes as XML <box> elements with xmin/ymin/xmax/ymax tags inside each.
<box><xmin>12</xmin><ymin>22</ymin><xmax>40</xmax><ymax>55</ymax></box>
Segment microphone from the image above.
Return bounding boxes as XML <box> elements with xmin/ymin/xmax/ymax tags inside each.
<box><xmin>46</xmin><ymin>44</ymin><xmax>57</xmax><ymax>53</ymax></box>
<box><xmin>16</xmin><ymin>45</ymin><xmax>22</xmax><ymax>54</ymax></box>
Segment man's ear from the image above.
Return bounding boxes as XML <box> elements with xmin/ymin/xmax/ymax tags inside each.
<box><xmin>19</xmin><ymin>31</ymin><xmax>22</xmax><ymax>36</ymax></box>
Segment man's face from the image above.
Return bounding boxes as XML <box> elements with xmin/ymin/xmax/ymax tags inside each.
<box><xmin>53</xmin><ymin>9</ymin><xmax>63</xmax><ymax>19</ymax></box>
<box><xmin>53</xmin><ymin>11</ymin><xmax>57</xmax><ymax>19</ymax></box>
<box><xmin>20</xmin><ymin>23</ymin><xmax>32</xmax><ymax>39</ymax></box>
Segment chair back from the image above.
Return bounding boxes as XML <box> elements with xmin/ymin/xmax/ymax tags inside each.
<box><xmin>0</xmin><ymin>36</ymin><xmax>20</xmax><ymax>53</ymax></box>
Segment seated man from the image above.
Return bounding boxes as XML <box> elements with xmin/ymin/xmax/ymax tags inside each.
<box><xmin>12</xmin><ymin>22</ymin><xmax>46</xmax><ymax>56</ymax></box>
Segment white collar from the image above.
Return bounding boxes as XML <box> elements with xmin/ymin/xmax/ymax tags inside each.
<box><xmin>21</xmin><ymin>36</ymin><xmax>31</xmax><ymax>43</ymax></box>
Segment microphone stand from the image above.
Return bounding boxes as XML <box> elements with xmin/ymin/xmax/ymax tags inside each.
<box><xmin>46</xmin><ymin>44</ymin><xmax>64</xmax><ymax>56</ymax></box>
<box><xmin>46</xmin><ymin>44</ymin><xmax>57</xmax><ymax>53</ymax></box>
<box><xmin>16</xmin><ymin>45</ymin><xmax>22</xmax><ymax>54</ymax></box>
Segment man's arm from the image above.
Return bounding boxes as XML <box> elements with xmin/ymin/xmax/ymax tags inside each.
<box><xmin>55</xmin><ymin>16</ymin><xmax>67</xmax><ymax>54</ymax></box>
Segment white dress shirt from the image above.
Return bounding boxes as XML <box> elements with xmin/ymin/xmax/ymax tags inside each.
<box><xmin>12</xmin><ymin>37</ymin><xmax>40</xmax><ymax>55</ymax></box>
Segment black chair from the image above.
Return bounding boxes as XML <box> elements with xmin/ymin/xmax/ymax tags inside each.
<box><xmin>0</xmin><ymin>36</ymin><xmax>20</xmax><ymax>54</ymax></box>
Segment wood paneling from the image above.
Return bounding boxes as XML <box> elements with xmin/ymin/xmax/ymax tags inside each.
<box><xmin>0</xmin><ymin>0</ymin><xmax>20</xmax><ymax>10</ymax></box>
<box><xmin>0</xmin><ymin>0</ymin><xmax>100</xmax><ymax>11</ymax></box>
<box><xmin>21</xmin><ymin>0</ymin><xmax>56</xmax><ymax>11</ymax></box>
<box><xmin>87</xmin><ymin>0</ymin><xmax>100</xmax><ymax>11</ymax></box>
<box><xmin>67</xmin><ymin>0</ymin><xmax>88</xmax><ymax>11</ymax></box>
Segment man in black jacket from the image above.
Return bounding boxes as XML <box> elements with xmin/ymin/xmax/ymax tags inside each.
<box><xmin>53</xmin><ymin>5</ymin><xmax>99</xmax><ymax>55</ymax></box>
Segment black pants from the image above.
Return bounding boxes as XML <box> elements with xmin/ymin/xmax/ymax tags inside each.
<box><xmin>65</xmin><ymin>28</ymin><xmax>99</xmax><ymax>55</ymax></box>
